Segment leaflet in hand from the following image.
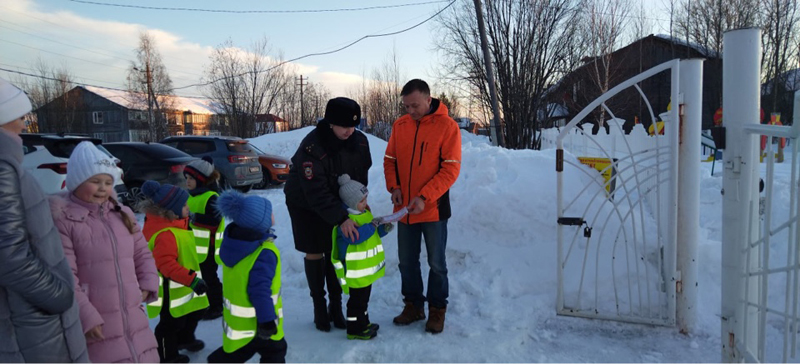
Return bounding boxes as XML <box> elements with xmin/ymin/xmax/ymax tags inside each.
<box><xmin>373</xmin><ymin>207</ymin><xmax>408</xmax><ymax>224</ymax></box>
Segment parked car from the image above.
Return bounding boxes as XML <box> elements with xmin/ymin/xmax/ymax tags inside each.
<box><xmin>248</xmin><ymin>143</ymin><xmax>291</xmax><ymax>189</ymax></box>
<box><xmin>102</xmin><ymin>142</ymin><xmax>196</xmax><ymax>204</ymax></box>
<box><xmin>21</xmin><ymin>133</ymin><xmax>129</xmax><ymax>202</ymax></box>
<box><xmin>160</xmin><ymin>135</ymin><xmax>262</xmax><ymax>192</ymax></box>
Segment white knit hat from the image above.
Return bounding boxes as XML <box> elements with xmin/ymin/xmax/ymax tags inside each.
<box><xmin>66</xmin><ymin>141</ymin><xmax>119</xmax><ymax>191</ymax></box>
<box><xmin>0</xmin><ymin>78</ymin><xmax>32</xmax><ymax>125</ymax></box>
<box><xmin>338</xmin><ymin>174</ymin><xmax>368</xmax><ymax>210</ymax></box>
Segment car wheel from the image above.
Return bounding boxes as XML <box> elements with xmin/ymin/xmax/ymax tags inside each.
<box><xmin>218</xmin><ymin>176</ymin><xmax>232</xmax><ymax>191</ymax></box>
<box><xmin>254</xmin><ymin>170</ymin><xmax>271</xmax><ymax>189</ymax></box>
<box><xmin>126</xmin><ymin>183</ymin><xmax>146</xmax><ymax>207</ymax></box>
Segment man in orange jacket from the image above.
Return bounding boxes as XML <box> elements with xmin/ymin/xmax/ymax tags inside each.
<box><xmin>384</xmin><ymin>79</ymin><xmax>461</xmax><ymax>334</ymax></box>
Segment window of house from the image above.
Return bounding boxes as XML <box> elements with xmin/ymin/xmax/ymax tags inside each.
<box><xmin>93</xmin><ymin>111</ymin><xmax>104</xmax><ymax>124</ymax></box>
<box><xmin>93</xmin><ymin>133</ymin><xmax>104</xmax><ymax>141</ymax></box>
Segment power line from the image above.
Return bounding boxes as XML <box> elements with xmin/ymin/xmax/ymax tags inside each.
<box><xmin>0</xmin><ymin>38</ymin><xmax>131</xmax><ymax>71</ymax></box>
<box><xmin>174</xmin><ymin>0</ymin><xmax>457</xmax><ymax>90</ymax></box>
<box><xmin>0</xmin><ymin>62</ymin><xmax>126</xmax><ymax>88</ymax></box>
<box><xmin>0</xmin><ymin>22</ymin><xmax>207</xmax><ymax>79</ymax></box>
<box><xmin>67</xmin><ymin>0</ymin><xmax>451</xmax><ymax>13</ymax></box>
<box><xmin>0</xmin><ymin>24</ymin><xmax>135</xmax><ymax>64</ymax></box>
<box><xmin>0</xmin><ymin>67</ymin><xmax>208</xmax><ymax>99</ymax></box>
<box><xmin>0</xmin><ymin>6</ymin><xmax>213</xmax><ymax>72</ymax></box>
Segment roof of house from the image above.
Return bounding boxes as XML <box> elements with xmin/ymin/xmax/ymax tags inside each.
<box><xmin>82</xmin><ymin>85</ymin><xmax>221</xmax><ymax>114</ymax></box>
<box><xmin>254</xmin><ymin>113</ymin><xmax>287</xmax><ymax>123</ymax></box>
<box><xmin>762</xmin><ymin>68</ymin><xmax>800</xmax><ymax>94</ymax></box>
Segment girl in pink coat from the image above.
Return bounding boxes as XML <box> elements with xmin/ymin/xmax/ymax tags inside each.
<box><xmin>50</xmin><ymin>141</ymin><xmax>160</xmax><ymax>363</ymax></box>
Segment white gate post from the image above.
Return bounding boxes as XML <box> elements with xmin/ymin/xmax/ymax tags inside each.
<box><xmin>721</xmin><ymin>27</ymin><xmax>762</xmax><ymax>362</ymax></box>
<box><xmin>677</xmin><ymin>58</ymin><xmax>704</xmax><ymax>334</ymax></box>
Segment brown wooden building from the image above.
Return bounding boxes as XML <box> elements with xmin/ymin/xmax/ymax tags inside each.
<box><xmin>544</xmin><ymin>34</ymin><xmax>722</xmax><ymax>133</ymax></box>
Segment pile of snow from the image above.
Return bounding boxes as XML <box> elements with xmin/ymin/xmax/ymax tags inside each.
<box><xmin>146</xmin><ymin>127</ymin><xmax>734</xmax><ymax>362</ymax></box>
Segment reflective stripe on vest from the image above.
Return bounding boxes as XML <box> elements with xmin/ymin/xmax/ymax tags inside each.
<box><xmin>330</xmin><ymin>210</ymin><xmax>385</xmax><ymax>295</ymax></box>
<box><xmin>346</xmin><ymin>260</ymin><xmax>386</xmax><ymax>279</ymax></box>
<box><xmin>345</xmin><ymin>245</ymin><xmax>384</xmax><ymax>261</ymax></box>
<box><xmin>193</xmin><ymin>230</ymin><xmax>211</xmax><ymax>238</ymax></box>
<box><xmin>223</xmin><ymin>320</ymin><xmax>255</xmax><ymax>341</ymax></box>
<box><xmin>146</xmin><ymin>227</ymin><xmax>210</xmax><ymax>319</ymax></box>
<box><xmin>222</xmin><ymin>239</ymin><xmax>283</xmax><ymax>353</ymax></box>
<box><xmin>187</xmin><ymin>191</ymin><xmax>225</xmax><ymax>263</ymax></box>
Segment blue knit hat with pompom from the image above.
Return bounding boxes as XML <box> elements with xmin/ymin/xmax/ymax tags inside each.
<box><xmin>216</xmin><ymin>190</ymin><xmax>273</xmax><ymax>232</ymax></box>
<box><xmin>141</xmin><ymin>180</ymin><xmax>189</xmax><ymax>217</ymax></box>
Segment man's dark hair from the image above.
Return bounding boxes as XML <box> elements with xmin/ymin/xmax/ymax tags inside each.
<box><xmin>400</xmin><ymin>79</ymin><xmax>430</xmax><ymax>96</ymax></box>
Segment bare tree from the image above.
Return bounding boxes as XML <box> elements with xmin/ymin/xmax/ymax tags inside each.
<box><xmin>345</xmin><ymin>48</ymin><xmax>404</xmax><ymax>140</ymax></box>
<box><xmin>580</xmin><ymin>0</ymin><xmax>631</xmax><ymax>129</ymax></box>
<box><xmin>13</xmin><ymin>59</ymin><xmax>80</xmax><ymax>133</ymax></box>
<box><xmin>674</xmin><ymin>0</ymin><xmax>760</xmax><ymax>57</ymax></box>
<box><xmin>436</xmin><ymin>0</ymin><xmax>584</xmax><ymax>149</ymax></box>
<box><xmin>204</xmin><ymin>37</ymin><xmax>289</xmax><ymax>138</ymax></box>
<box><xmin>761</xmin><ymin>0</ymin><xmax>800</xmax><ymax>123</ymax></box>
<box><xmin>626</xmin><ymin>1</ymin><xmax>654</xmax><ymax>44</ymax></box>
<box><xmin>127</xmin><ymin>32</ymin><xmax>175</xmax><ymax>141</ymax></box>
<box><xmin>276</xmin><ymin>75</ymin><xmax>330</xmax><ymax>130</ymax></box>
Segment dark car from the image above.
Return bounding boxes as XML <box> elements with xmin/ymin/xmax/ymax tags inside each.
<box><xmin>248</xmin><ymin>143</ymin><xmax>291</xmax><ymax>189</ymax></box>
<box><xmin>160</xmin><ymin>135</ymin><xmax>262</xmax><ymax>192</ymax></box>
<box><xmin>103</xmin><ymin>142</ymin><xmax>197</xmax><ymax>204</ymax></box>
<box><xmin>21</xmin><ymin>133</ymin><xmax>129</xmax><ymax>202</ymax></box>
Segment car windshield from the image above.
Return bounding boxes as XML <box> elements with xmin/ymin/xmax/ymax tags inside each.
<box><xmin>57</xmin><ymin>139</ymin><xmax>99</xmax><ymax>158</ymax></box>
<box><xmin>227</xmin><ymin>140</ymin><xmax>253</xmax><ymax>153</ymax></box>
<box><xmin>248</xmin><ymin>143</ymin><xmax>265</xmax><ymax>155</ymax></box>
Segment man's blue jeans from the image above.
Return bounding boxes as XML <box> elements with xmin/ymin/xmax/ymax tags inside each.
<box><xmin>397</xmin><ymin>219</ymin><xmax>448</xmax><ymax>308</ymax></box>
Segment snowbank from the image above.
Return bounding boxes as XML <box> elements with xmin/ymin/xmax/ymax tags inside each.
<box><xmin>144</xmin><ymin>127</ymin><xmax>726</xmax><ymax>362</ymax></box>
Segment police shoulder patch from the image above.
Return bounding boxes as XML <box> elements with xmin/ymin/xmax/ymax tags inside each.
<box><xmin>303</xmin><ymin>161</ymin><xmax>313</xmax><ymax>180</ymax></box>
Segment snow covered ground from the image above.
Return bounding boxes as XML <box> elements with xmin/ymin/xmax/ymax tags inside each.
<box><xmin>141</xmin><ymin>126</ymin><xmax>784</xmax><ymax>362</ymax></box>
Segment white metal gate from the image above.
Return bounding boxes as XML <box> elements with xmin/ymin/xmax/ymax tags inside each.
<box><xmin>555</xmin><ymin>59</ymin><xmax>703</xmax><ymax>328</ymax></box>
<box><xmin>721</xmin><ymin>28</ymin><xmax>800</xmax><ymax>363</ymax></box>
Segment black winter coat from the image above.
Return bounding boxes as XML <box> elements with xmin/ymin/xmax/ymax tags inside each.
<box><xmin>284</xmin><ymin>122</ymin><xmax>372</xmax><ymax>227</ymax></box>
<box><xmin>0</xmin><ymin>131</ymin><xmax>89</xmax><ymax>362</ymax></box>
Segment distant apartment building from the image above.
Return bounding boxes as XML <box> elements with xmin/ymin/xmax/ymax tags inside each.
<box><xmin>36</xmin><ymin>85</ymin><xmax>224</xmax><ymax>142</ymax></box>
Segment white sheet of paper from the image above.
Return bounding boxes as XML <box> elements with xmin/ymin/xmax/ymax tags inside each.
<box><xmin>374</xmin><ymin>207</ymin><xmax>408</xmax><ymax>224</ymax></box>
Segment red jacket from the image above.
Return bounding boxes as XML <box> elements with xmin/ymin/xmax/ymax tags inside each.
<box><xmin>143</xmin><ymin>213</ymin><xmax>196</xmax><ymax>287</ymax></box>
<box><xmin>384</xmin><ymin>99</ymin><xmax>461</xmax><ymax>224</ymax></box>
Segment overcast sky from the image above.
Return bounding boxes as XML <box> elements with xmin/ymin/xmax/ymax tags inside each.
<box><xmin>0</xmin><ymin>0</ymin><xmax>671</xmax><ymax>99</ymax></box>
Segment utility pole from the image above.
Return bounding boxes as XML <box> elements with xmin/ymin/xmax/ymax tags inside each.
<box><xmin>473</xmin><ymin>0</ymin><xmax>504</xmax><ymax>147</ymax></box>
<box><xmin>298</xmin><ymin>75</ymin><xmax>307</xmax><ymax>126</ymax></box>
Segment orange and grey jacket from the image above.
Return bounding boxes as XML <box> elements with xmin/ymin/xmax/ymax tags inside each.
<box><xmin>384</xmin><ymin>98</ymin><xmax>461</xmax><ymax>224</ymax></box>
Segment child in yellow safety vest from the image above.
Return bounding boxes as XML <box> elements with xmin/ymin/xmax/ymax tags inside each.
<box><xmin>139</xmin><ymin>180</ymin><xmax>209</xmax><ymax>363</ymax></box>
<box><xmin>332</xmin><ymin>174</ymin><xmax>393</xmax><ymax>340</ymax></box>
<box><xmin>207</xmin><ymin>190</ymin><xmax>287</xmax><ymax>363</ymax></box>
<box><xmin>183</xmin><ymin>156</ymin><xmax>225</xmax><ymax>321</ymax></box>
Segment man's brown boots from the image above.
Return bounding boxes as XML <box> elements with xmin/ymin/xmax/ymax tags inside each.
<box><xmin>393</xmin><ymin>301</ymin><xmax>425</xmax><ymax>325</ymax></box>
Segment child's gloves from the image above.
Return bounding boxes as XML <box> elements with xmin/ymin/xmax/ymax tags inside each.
<box><xmin>382</xmin><ymin>223</ymin><xmax>394</xmax><ymax>233</ymax></box>
<box><xmin>257</xmin><ymin>321</ymin><xmax>277</xmax><ymax>340</ymax></box>
<box><xmin>190</xmin><ymin>277</ymin><xmax>208</xmax><ymax>295</ymax></box>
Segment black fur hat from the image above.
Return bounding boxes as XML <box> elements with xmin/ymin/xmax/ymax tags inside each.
<box><xmin>322</xmin><ymin>97</ymin><xmax>361</xmax><ymax>127</ymax></box>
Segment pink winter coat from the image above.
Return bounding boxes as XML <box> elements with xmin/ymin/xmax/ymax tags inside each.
<box><xmin>50</xmin><ymin>193</ymin><xmax>160</xmax><ymax>363</ymax></box>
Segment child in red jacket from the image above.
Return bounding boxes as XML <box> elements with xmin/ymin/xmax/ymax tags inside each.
<box><xmin>140</xmin><ymin>180</ymin><xmax>209</xmax><ymax>363</ymax></box>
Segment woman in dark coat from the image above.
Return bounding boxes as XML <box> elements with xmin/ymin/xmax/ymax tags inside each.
<box><xmin>0</xmin><ymin>78</ymin><xmax>88</xmax><ymax>362</ymax></box>
<box><xmin>284</xmin><ymin>97</ymin><xmax>371</xmax><ymax>332</ymax></box>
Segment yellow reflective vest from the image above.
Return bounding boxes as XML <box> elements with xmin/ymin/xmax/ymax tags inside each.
<box><xmin>146</xmin><ymin>227</ymin><xmax>210</xmax><ymax>318</ymax></box>
<box><xmin>222</xmin><ymin>239</ymin><xmax>283</xmax><ymax>353</ymax></box>
<box><xmin>331</xmin><ymin>210</ymin><xmax>385</xmax><ymax>295</ymax></box>
<box><xmin>187</xmin><ymin>190</ymin><xmax>225</xmax><ymax>264</ymax></box>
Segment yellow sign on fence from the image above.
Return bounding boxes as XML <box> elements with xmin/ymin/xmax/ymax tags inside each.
<box><xmin>578</xmin><ymin>157</ymin><xmax>618</xmax><ymax>198</ymax></box>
